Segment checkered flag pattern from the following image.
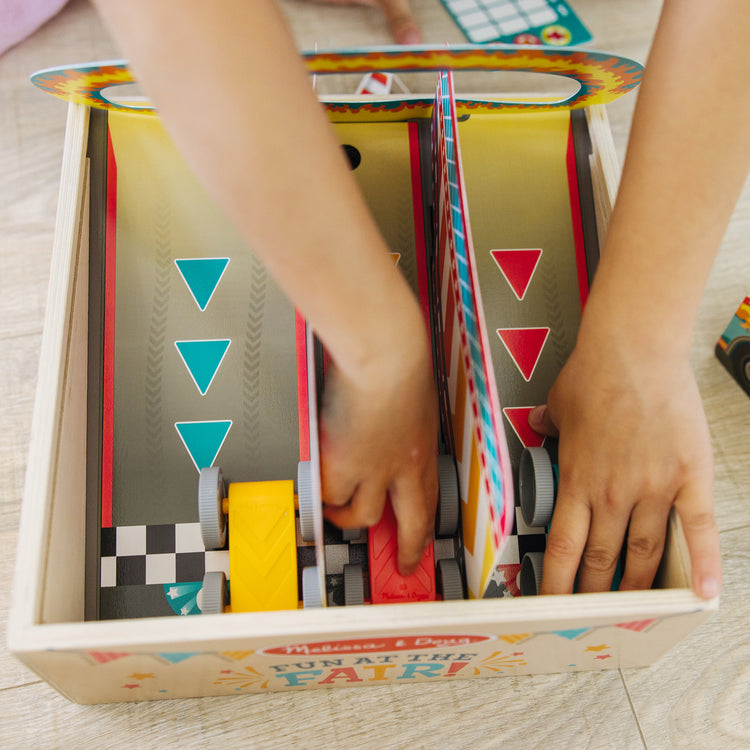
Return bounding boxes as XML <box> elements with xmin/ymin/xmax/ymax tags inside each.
<box><xmin>100</xmin><ymin>523</ymin><xmax>229</xmax><ymax>588</ymax></box>
<box><xmin>101</xmin><ymin>518</ymin><xmax>372</xmax><ymax>600</ymax></box>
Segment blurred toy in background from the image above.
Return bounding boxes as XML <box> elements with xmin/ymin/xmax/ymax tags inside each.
<box><xmin>439</xmin><ymin>0</ymin><xmax>591</xmax><ymax>46</ymax></box>
<box><xmin>0</xmin><ymin>0</ymin><xmax>69</xmax><ymax>56</ymax></box>
<box><xmin>715</xmin><ymin>296</ymin><xmax>750</xmax><ymax>397</ymax></box>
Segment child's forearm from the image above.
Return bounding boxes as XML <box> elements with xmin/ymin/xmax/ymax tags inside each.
<box><xmin>536</xmin><ymin>0</ymin><xmax>748</xmax><ymax>599</ymax></box>
<box><xmin>583</xmin><ymin>0</ymin><xmax>750</xmax><ymax>356</ymax></box>
<box><xmin>92</xmin><ymin>0</ymin><xmax>440</xmax><ymax>572</ymax></box>
<box><xmin>92</xmin><ymin>0</ymin><xmax>422</xmax><ymax>378</ymax></box>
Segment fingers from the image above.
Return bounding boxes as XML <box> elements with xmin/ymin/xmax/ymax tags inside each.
<box><xmin>574</xmin><ymin>506</ymin><xmax>631</xmax><ymax>593</ymax></box>
<box><xmin>674</xmin><ymin>479</ymin><xmax>722</xmax><ymax>599</ymax></box>
<box><xmin>305</xmin><ymin>0</ymin><xmax>421</xmax><ymax>44</ymax></box>
<box><xmin>323</xmin><ymin>477</ymin><xmax>387</xmax><ymax>529</ymax></box>
<box><xmin>528</xmin><ymin>404</ymin><xmax>559</xmax><ymax>438</ymax></box>
<box><xmin>323</xmin><ymin>457</ymin><xmax>438</xmax><ymax>576</ymax></box>
<box><xmin>390</xmin><ymin>454</ymin><xmax>438</xmax><ymax>574</ymax></box>
<box><xmin>541</xmin><ymin>482</ymin><xmax>718</xmax><ymax>597</ymax></box>
<box><xmin>541</xmin><ymin>495</ymin><xmax>667</xmax><ymax>595</ymax></box>
<box><xmin>378</xmin><ymin>0</ymin><xmax>421</xmax><ymax>44</ymax></box>
<box><xmin>539</xmin><ymin>494</ymin><xmax>589</xmax><ymax>595</ymax></box>
<box><xmin>617</xmin><ymin>501</ymin><xmax>669</xmax><ymax>592</ymax></box>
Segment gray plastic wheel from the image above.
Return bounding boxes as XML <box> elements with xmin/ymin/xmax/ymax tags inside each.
<box><xmin>297</xmin><ymin>461</ymin><xmax>315</xmax><ymax>543</ymax></box>
<box><xmin>437</xmin><ymin>558</ymin><xmax>464</xmax><ymax>600</ymax></box>
<box><xmin>199</xmin><ymin>466</ymin><xmax>227</xmax><ymax>549</ymax></box>
<box><xmin>436</xmin><ymin>454</ymin><xmax>460</xmax><ymax>536</ymax></box>
<box><xmin>343</xmin><ymin>564</ymin><xmax>365</xmax><ymax>606</ymax></box>
<box><xmin>519</xmin><ymin>447</ymin><xmax>555</xmax><ymax>528</ymax></box>
<box><xmin>518</xmin><ymin>552</ymin><xmax>544</xmax><ymax>596</ymax></box>
<box><xmin>200</xmin><ymin>571</ymin><xmax>227</xmax><ymax>614</ymax></box>
<box><xmin>302</xmin><ymin>566</ymin><xmax>323</xmax><ymax>608</ymax></box>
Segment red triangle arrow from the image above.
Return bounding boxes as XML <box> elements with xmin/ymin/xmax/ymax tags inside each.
<box><xmin>490</xmin><ymin>249</ymin><xmax>542</xmax><ymax>300</ymax></box>
<box><xmin>614</xmin><ymin>619</ymin><xmax>656</xmax><ymax>632</ymax></box>
<box><xmin>503</xmin><ymin>407</ymin><xmax>546</xmax><ymax>448</ymax></box>
<box><xmin>497</xmin><ymin>327</ymin><xmax>549</xmax><ymax>381</ymax></box>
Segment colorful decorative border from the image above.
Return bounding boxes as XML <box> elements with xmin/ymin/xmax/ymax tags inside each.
<box><xmin>30</xmin><ymin>45</ymin><xmax>643</xmax><ymax>118</ymax></box>
<box><xmin>305</xmin><ymin>45</ymin><xmax>642</xmax><ymax>113</ymax></box>
<box><xmin>45</xmin><ymin>610</ymin><xmax>697</xmax><ymax>699</ymax></box>
<box><xmin>435</xmin><ymin>70</ymin><xmax>514</xmax><ymax>549</ymax></box>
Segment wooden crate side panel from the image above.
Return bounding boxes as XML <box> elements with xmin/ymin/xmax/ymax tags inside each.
<box><xmin>41</xmin><ymin>164</ymin><xmax>90</xmax><ymax>625</ymax></box>
<box><xmin>14</xmin><ymin>604</ymin><xmax>713</xmax><ymax>704</ymax></box>
<box><xmin>8</xmin><ymin>104</ymin><xmax>90</xmax><ymax>642</ymax></box>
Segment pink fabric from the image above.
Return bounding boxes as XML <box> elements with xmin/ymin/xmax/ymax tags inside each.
<box><xmin>0</xmin><ymin>0</ymin><xmax>69</xmax><ymax>56</ymax></box>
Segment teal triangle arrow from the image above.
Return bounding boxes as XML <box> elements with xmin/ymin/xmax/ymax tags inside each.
<box><xmin>174</xmin><ymin>257</ymin><xmax>230</xmax><ymax>311</ymax></box>
<box><xmin>175</xmin><ymin>420</ymin><xmax>232</xmax><ymax>472</ymax></box>
<box><xmin>175</xmin><ymin>339</ymin><xmax>231</xmax><ymax>395</ymax></box>
<box><xmin>553</xmin><ymin>628</ymin><xmax>591</xmax><ymax>640</ymax></box>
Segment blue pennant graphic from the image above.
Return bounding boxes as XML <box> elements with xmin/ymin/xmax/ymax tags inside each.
<box><xmin>174</xmin><ymin>257</ymin><xmax>230</xmax><ymax>311</ymax></box>
<box><xmin>175</xmin><ymin>420</ymin><xmax>232</xmax><ymax>472</ymax></box>
<box><xmin>553</xmin><ymin>628</ymin><xmax>591</xmax><ymax>640</ymax></box>
<box><xmin>163</xmin><ymin>582</ymin><xmax>203</xmax><ymax>616</ymax></box>
<box><xmin>158</xmin><ymin>652</ymin><xmax>200</xmax><ymax>664</ymax></box>
<box><xmin>175</xmin><ymin>339</ymin><xmax>231</xmax><ymax>395</ymax></box>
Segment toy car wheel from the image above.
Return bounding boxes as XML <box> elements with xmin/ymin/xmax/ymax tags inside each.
<box><xmin>519</xmin><ymin>447</ymin><xmax>555</xmax><ymax>528</ymax></box>
<box><xmin>341</xmin><ymin>527</ymin><xmax>363</xmax><ymax>542</ymax></box>
<box><xmin>437</xmin><ymin>558</ymin><xmax>464</xmax><ymax>600</ymax></box>
<box><xmin>731</xmin><ymin>341</ymin><xmax>750</xmax><ymax>394</ymax></box>
<box><xmin>436</xmin><ymin>454</ymin><xmax>460</xmax><ymax>537</ymax></box>
<box><xmin>302</xmin><ymin>566</ymin><xmax>323</xmax><ymax>608</ymax></box>
<box><xmin>200</xmin><ymin>571</ymin><xmax>227</xmax><ymax>614</ymax></box>
<box><xmin>518</xmin><ymin>552</ymin><xmax>544</xmax><ymax>596</ymax></box>
<box><xmin>297</xmin><ymin>461</ymin><xmax>316</xmax><ymax>543</ymax></box>
<box><xmin>343</xmin><ymin>564</ymin><xmax>365</xmax><ymax>606</ymax></box>
<box><xmin>199</xmin><ymin>466</ymin><xmax>227</xmax><ymax>549</ymax></box>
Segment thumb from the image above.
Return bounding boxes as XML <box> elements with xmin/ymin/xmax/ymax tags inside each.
<box><xmin>528</xmin><ymin>404</ymin><xmax>559</xmax><ymax>437</ymax></box>
<box><xmin>378</xmin><ymin>0</ymin><xmax>421</xmax><ymax>44</ymax></box>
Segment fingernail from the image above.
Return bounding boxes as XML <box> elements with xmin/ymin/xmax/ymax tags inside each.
<box><xmin>699</xmin><ymin>576</ymin><xmax>721</xmax><ymax>599</ymax></box>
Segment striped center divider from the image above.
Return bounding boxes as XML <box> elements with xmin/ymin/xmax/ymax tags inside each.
<box><xmin>433</xmin><ymin>71</ymin><xmax>515</xmax><ymax>570</ymax></box>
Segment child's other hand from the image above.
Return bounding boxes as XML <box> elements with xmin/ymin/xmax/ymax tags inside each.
<box><xmin>320</xmin><ymin>307</ymin><xmax>438</xmax><ymax>575</ymax></box>
<box><xmin>301</xmin><ymin>0</ymin><xmax>421</xmax><ymax>44</ymax></box>
<box><xmin>528</xmin><ymin>333</ymin><xmax>721</xmax><ymax>600</ymax></box>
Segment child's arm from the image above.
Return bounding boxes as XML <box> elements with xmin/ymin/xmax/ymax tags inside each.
<box><xmin>92</xmin><ymin>0</ymin><xmax>438</xmax><ymax>574</ymax></box>
<box><xmin>532</xmin><ymin>0</ymin><xmax>750</xmax><ymax>599</ymax></box>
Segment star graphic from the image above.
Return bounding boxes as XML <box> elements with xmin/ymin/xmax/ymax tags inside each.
<box><xmin>585</xmin><ymin>644</ymin><xmax>609</xmax><ymax>652</ymax></box>
<box><xmin>129</xmin><ymin>673</ymin><xmax>155</xmax><ymax>680</ymax></box>
<box><xmin>512</xmin><ymin>652</ymin><xmax>524</xmax><ymax>656</ymax></box>
<box><xmin>595</xmin><ymin>654</ymin><xmax>613</xmax><ymax>660</ymax></box>
<box><xmin>123</xmin><ymin>684</ymin><xmax>140</xmax><ymax>690</ymax></box>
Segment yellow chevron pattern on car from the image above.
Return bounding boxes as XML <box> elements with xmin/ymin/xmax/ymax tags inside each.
<box><xmin>227</xmin><ymin>481</ymin><xmax>298</xmax><ymax>612</ymax></box>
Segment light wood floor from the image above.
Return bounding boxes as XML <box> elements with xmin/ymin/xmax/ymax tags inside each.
<box><xmin>1</xmin><ymin>1</ymin><xmax>748</xmax><ymax>747</ymax></box>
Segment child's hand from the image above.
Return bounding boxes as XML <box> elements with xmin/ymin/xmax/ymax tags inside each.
<box><xmin>320</xmin><ymin>309</ymin><xmax>438</xmax><ymax>575</ymax></box>
<box><xmin>529</xmin><ymin>333</ymin><xmax>721</xmax><ymax>600</ymax></box>
<box><xmin>301</xmin><ymin>0</ymin><xmax>421</xmax><ymax>44</ymax></box>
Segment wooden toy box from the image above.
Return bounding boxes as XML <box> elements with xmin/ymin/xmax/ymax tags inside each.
<box><xmin>8</xmin><ymin>48</ymin><xmax>717</xmax><ymax>703</ymax></box>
